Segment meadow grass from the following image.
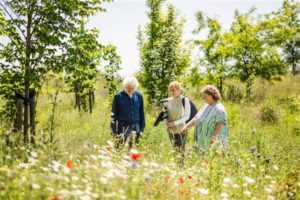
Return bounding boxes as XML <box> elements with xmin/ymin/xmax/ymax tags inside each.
<box><xmin>0</xmin><ymin>75</ymin><xmax>299</xmax><ymax>199</ymax></box>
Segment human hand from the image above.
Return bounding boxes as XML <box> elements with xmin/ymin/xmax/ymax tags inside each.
<box><xmin>211</xmin><ymin>137</ymin><xmax>217</xmax><ymax>145</ymax></box>
<box><xmin>167</xmin><ymin>122</ymin><xmax>175</xmax><ymax>128</ymax></box>
<box><xmin>180</xmin><ymin>125</ymin><xmax>187</xmax><ymax>134</ymax></box>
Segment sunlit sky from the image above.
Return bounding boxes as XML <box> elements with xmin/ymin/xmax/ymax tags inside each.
<box><xmin>86</xmin><ymin>0</ymin><xmax>286</xmax><ymax>77</ymax></box>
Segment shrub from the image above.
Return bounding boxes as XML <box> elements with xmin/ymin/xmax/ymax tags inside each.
<box><xmin>260</xmin><ymin>104</ymin><xmax>279</xmax><ymax>124</ymax></box>
<box><xmin>225</xmin><ymin>84</ymin><xmax>244</xmax><ymax>103</ymax></box>
<box><xmin>278</xmin><ymin>96</ymin><xmax>300</xmax><ymax>114</ymax></box>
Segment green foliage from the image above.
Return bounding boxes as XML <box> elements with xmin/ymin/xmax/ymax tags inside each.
<box><xmin>63</xmin><ymin>23</ymin><xmax>104</xmax><ymax>112</ymax></box>
<box><xmin>0</xmin><ymin>75</ymin><xmax>299</xmax><ymax>199</ymax></box>
<box><xmin>0</xmin><ymin>0</ymin><xmax>112</xmax><ymax>140</ymax></box>
<box><xmin>278</xmin><ymin>96</ymin><xmax>300</xmax><ymax>114</ymax></box>
<box><xmin>262</xmin><ymin>0</ymin><xmax>300</xmax><ymax>75</ymax></box>
<box><xmin>225</xmin><ymin>84</ymin><xmax>244</xmax><ymax>103</ymax></box>
<box><xmin>103</xmin><ymin>44</ymin><xmax>121</xmax><ymax>100</ymax></box>
<box><xmin>193</xmin><ymin>12</ymin><xmax>229</xmax><ymax>94</ymax></box>
<box><xmin>259</xmin><ymin>103</ymin><xmax>280</xmax><ymax>124</ymax></box>
<box><xmin>138</xmin><ymin>0</ymin><xmax>191</xmax><ymax>103</ymax></box>
<box><xmin>227</xmin><ymin>10</ymin><xmax>286</xmax><ymax>98</ymax></box>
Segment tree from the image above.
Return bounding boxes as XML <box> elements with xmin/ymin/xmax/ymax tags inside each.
<box><xmin>138</xmin><ymin>0</ymin><xmax>191</xmax><ymax>103</ymax></box>
<box><xmin>64</xmin><ymin>23</ymin><xmax>103</xmax><ymax>113</ymax></box>
<box><xmin>193</xmin><ymin>12</ymin><xmax>230</xmax><ymax>95</ymax></box>
<box><xmin>264</xmin><ymin>0</ymin><xmax>300</xmax><ymax>75</ymax></box>
<box><xmin>227</xmin><ymin>10</ymin><xmax>286</xmax><ymax>98</ymax></box>
<box><xmin>0</xmin><ymin>0</ymin><xmax>111</xmax><ymax>144</ymax></box>
<box><xmin>102</xmin><ymin>44</ymin><xmax>121</xmax><ymax>101</ymax></box>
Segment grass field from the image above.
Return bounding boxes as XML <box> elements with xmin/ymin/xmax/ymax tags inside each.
<box><xmin>0</xmin><ymin>75</ymin><xmax>299</xmax><ymax>199</ymax></box>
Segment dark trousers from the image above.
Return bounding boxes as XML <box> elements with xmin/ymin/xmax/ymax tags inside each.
<box><xmin>168</xmin><ymin>133</ymin><xmax>187</xmax><ymax>152</ymax></box>
<box><xmin>114</xmin><ymin>123</ymin><xmax>140</xmax><ymax>149</ymax></box>
<box><xmin>168</xmin><ymin>132</ymin><xmax>187</xmax><ymax>167</ymax></box>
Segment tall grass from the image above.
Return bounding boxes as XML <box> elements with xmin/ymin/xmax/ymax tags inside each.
<box><xmin>0</xmin><ymin>75</ymin><xmax>299</xmax><ymax>199</ymax></box>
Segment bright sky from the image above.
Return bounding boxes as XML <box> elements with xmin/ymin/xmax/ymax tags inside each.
<box><xmin>89</xmin><ymin>0</ymin><xmax>284</xmax><ymax>77</ymax></box>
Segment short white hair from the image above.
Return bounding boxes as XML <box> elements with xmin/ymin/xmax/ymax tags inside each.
<box><xmin>123</xmin><ymin>76</ymin><xmax>138</xmax><ymax>89</ymax></box>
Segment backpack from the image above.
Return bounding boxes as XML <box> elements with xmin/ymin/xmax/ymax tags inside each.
<box><xmin>182</xmin><ymin>96</ymin><xmax>198</xmax><ymax>124</ymax></box>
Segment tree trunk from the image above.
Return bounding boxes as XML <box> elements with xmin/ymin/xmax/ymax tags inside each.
<box><xmin>246</xmin><ymin>79</ymin><xmax>252</xmax><ymax>99</ymax></box>
<box><xmin>75</xmin><ymin>83</ymin><xmax>81</xmax><ymax>111</ymax></box>
<box><xmin>24</xmin><ymin>82</ymin><xmax>30</xmax><ymax>143</ymax></box>
<box><xmin>75</xmin><ymin>91</ymin><xmax>79</xmax><ymax>109</ymax></box>
<box><xmin>219</xmin><ymin>76</ymin><xmax>223</xmax><ymax>97</ymax></box>
<box><xmin>30</xmin><ymin>89</ymin><xmax>36</xmax><ymax>145</ymax></box>
<box><xmin>89</xmin><ymin>91</ymin><xmax>93</xmax><ymax>114</ymax></box>
<box><xmin>24</xmin><ymin>4</ymin><xmax>33</xmax><ymax>144</ymax></box>
<box><xmin>92</xmin><ymin>91</ymin><xmax>95</xmax><ymax>104</ymax></box>
<box><xmin>14</xmin><ymin>93</ymin><xmax>23</xmax><ymax>132</ymax></box>
<box><xmin>292</xmin><ymin>61</ymin><xmax>296</xmax><ymax>76</ymax></box>
<box><xmin>82</xmin><ymin>95</ymin><xmax>87</xmax><ymax>112</ymax></box>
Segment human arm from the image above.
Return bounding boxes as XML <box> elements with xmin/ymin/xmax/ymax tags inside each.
<box><xmin>211</xmin><ymin>121</ymin><xmax>224</xmax><ymax>144</ymax></box>
<box><xmin>139</xmin><ymin>94</ymin><xmax>145</xmax><ymax>132</ymax></box>
<box><xmin>211</xmin><ymin>108</ymin><xmax>227</xmax><ymax>144</ymax></box>
<box><xmin>179</xmin><ymin>117</ymin><xmax>196</xmax><ymax>134</ymax></box>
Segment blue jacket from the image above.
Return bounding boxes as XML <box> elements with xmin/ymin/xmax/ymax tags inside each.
<box><xmin>111</xmin><ymin>90</ymin><xmax>145</xmax><ymax>133</ymax></box>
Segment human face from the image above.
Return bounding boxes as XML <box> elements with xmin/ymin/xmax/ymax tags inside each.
<box><xmin>125</xmin><ymin>85</ymin><xmax>135</xmax><ymax>96</ymax></box>
<box><xmin>202</xmin><ymin>93</ymin><xmax>215</xmax><ymax>105</ymax></box>
<box><xmin>169</xmin><ymin>86</ymin><xmax>180</xmax><ymax>98</ymax></box>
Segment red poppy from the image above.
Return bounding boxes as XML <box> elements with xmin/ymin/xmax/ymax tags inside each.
<box><xmin>66</xmin><ymin>161</ymin><xmax>74</xmax><ymax>168</ymax></box>
<box><xmin>187</xmin><ymin>175</ymin><xmax>192</xmax><ymax>179</ymax></box>
<box><xmin>131</xmin><ymin>153</ymin><xmax>140</xmax><ymax>160</ymax></box>
<box><xmin>179</xmin><ymin>177</ymin><xmax>185</xmax><ymax>184</ymax></box>
<box><xmin>49</xmin><ymin>197</ymin><xmax>60</xmax><ymax>200</ymax></box>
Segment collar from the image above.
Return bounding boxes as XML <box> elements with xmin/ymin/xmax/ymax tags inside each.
<box><xmin>122</xmin><ymin>90</ymin><xmax>135</xmax><ymax>98</ymax></box>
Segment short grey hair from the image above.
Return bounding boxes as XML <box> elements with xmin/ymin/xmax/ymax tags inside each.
<box><xmin>123</xmin><ymin>76</ymin><xmax>138</xmax><ymax>89</ymax></box>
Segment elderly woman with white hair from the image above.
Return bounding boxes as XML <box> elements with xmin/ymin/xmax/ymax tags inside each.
<box><xmin>111</xmin><ymin>76</ymin><xmax>145</xmax><ymax>148</ymax></box>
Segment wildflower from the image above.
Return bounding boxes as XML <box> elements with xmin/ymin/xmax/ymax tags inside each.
<box><xmin>197</xmin><ymin>188</ymin><xmax>209</xmax><ymax>195</ymax></box>
<box><xmin>251</xmin><ymin>130</ymin><xmax>256</xmax><ymax>134</ymax></box>
<box><xmin>250</xmin><ymin>163</ymin><xmax>256</xmax><ymax>168</ymax></box>
<box><xmin>265</xmin><ymin>157</ymin><xmax>271</xmax><ymax>163</ymax></box>
<box><xmin>130</xmin><ymin>161</ymin><xmax>138</xmax><ymax>168</ymax></box>
<box><xmin>49</xmin><ymin>197</ymin><xmax>60</xmax><ymax>200</ymax></box>
<box><xmin>244</xmin><ymin>190</ymin><xmax>251</xmax><ymax>196</ymax></box>
<box><xmin>264</xmin><ymin>187</ymin><xmax>272</xmax><ymax>193</ymax></box>
<box><xmin>221</xmin><ymin>192</ymin><xmax>228</xmax><ymax>198</ymax></box>
<box><xmin>178</xmin><ymin>177</ymin><xmax>185</xmax><ymax>184</ymax></box>
<box><xmin>256</xmin><ymin>153</ymin><xmax>261</xmax><ymax>158</ymax></box>
<box><xmin>19</xmin><ymin>163</ymin><xmax>29</xmax><ymax>169</ymax></box>
<box><xmin>66</xmin><ymin>161</ymin><xmax>74</xmax><ymax>168</ymax></box>
<box><xmin>30</xmin><ymin>151</ymin><xmax>38</xmax><ymax>158</ymax></box>
<box><xmin>232</xmin><ymin>184</ymin><xmax>239</xmax><ymax>188</ymax></box>
<box><xmin>130</xmin><ymin>149</ymin><xmax>140</xmax><ymax>160</ymax></box>
<box><xmin>250</xmin><ymin>146</ymin><xmax>257</xmax><ymax>153</ymax></box>
<box><xmin>223</xmin><ymin>177</ymin><xmax>231</xmax><ymax>183</ymax></box>
<box><xmin>51</xmin><ymin>160</ymin><xmax>60</xmax><ymax>172</ymax></box>
<box><xmin>244</xmin><ymin>176</ymin><xmax>255</xmax><ymax>184</ymax></box>
<box><xmin>187</xmin><ymin>175</ymin><xmax>193</xmax><ymax>180</ymax></box>
<box><xmin>30</xmin><ymin>183</ymin><xmax>40</xmax><ymax>189</ymax></box>
<box><xmin>144</xmin><ymin>174</ymin><xmax>151</xmax><ymax>181</ymax></box>
<box><xmin>267</xmin><ymin>195</ymin><xmax>276</xmax><ymax>200</ymax></box>
<box><xmin>236</xmin><ymin>160</ymin><xmax>241</xmax><ymax>168</ymax></box>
